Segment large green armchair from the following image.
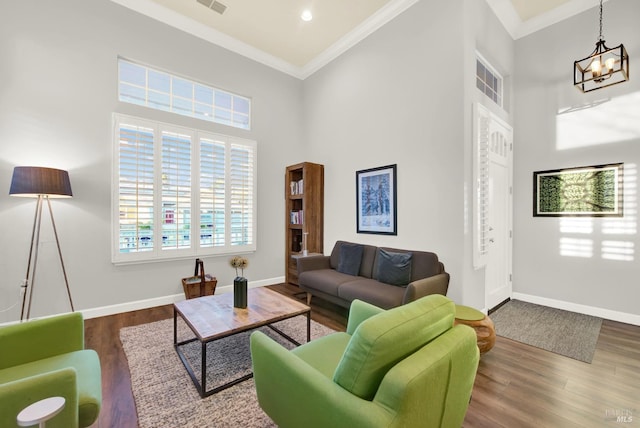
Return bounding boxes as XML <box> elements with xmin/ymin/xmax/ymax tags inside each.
<box><xmin>250</xmin><ymin>294</ymin><xmax>479</xmax><ymax>428</ymax></box>
<box><xmin>0</xmin><ymin>312</ymin><xmax>102</xmax><ymax>428</ymax></box>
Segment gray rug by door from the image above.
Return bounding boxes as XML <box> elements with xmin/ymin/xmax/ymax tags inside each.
<box><xmin>120</xmin><ymin>315</ymin><xmax>335</xmax><ymax>428</ymax></box>
<box><xmin>490</xmin><ymin>300</ymin><xmax>602</xmax><ymax>363</ymax></box>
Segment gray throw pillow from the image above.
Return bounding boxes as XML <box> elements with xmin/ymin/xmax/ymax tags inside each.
<box><xmin>337</xmin><ymin>243</ymin><xmax>364</xmax><ymax>276</ymax></box>
<box><xmin>375</xmin><ymin>249</ymin><xmax>412</xmax><ymax>286</ymax></box>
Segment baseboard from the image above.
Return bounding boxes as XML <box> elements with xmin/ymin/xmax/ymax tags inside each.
<box><xmin>80</xmin><ymin>276</ymin><xmax>285</xmax><ymax>320</ymax></box>
<box><xmin>512</xmin><ymin>292</ymin><xmax>640</xmax><ymax>326</ymax></box>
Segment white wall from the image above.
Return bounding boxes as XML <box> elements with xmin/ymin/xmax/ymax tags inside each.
<box><xmin>301</xmin><ymin>0</ymin><xmax>515</xmax><ymax>309</ymax></box>
<box><xmin>513</xmin><ymin>0</ymin><xmax>640</xmax><ymax>323</ymax></box>
<box><xmin>0</xmin><ymin>0</ymin><xmax>303</xmax><ymax>322</ymax></box>
<box><xmin>302</xmin><ymin>0</ymin><xmax>467</xmax><ymax>303</ymax></box>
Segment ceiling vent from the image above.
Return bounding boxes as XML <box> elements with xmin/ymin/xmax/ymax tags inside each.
<box><xmin>196</xmin><ymin>0</ymin><xmax>227</xmax><ymax>15</ymax></box>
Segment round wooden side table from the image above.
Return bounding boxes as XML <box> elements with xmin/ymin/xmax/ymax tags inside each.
<box><xmin>454</xmin><ymin>305</ymin><xmax>496</xmax><ymax>354</ymax></box>
<box><xmin>17</xmin><ymin>396</ymin><xmax>65</xmax><ymax>428</ymax></box>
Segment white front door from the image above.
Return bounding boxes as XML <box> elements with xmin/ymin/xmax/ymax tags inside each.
<box><xmin>485</xmin><ymin>124</ymin><xmax>512</xmax><ymax>310</ymax></box>
<box><xmin>472</xmin><ymin>103</ymin><xmax>513</xmax><ymax>311</ymax></box>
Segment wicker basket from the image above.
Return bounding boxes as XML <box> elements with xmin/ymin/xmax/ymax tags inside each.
<box><xmin>181</xmin><ymin>259</ymin><xmax>217</xmax><ymax>299</ymax></box>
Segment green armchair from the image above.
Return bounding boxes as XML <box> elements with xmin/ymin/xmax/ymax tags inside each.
<box><xmin>0</xmin><ymin>312</ymin><xmax>102</xmax><ymax>428</ymax></box>
<box><xmin>250</xmin><ymin>294</ymin><xmax>479</xmax><ymax>428</ymax></box>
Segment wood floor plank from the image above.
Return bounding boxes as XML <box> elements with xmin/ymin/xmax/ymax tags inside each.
<box><xmin>83</xmin><ymin>286</ymin><xmax>640</xmax><ymax>428</ymax></box>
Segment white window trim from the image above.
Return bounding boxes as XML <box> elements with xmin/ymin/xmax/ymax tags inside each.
<box><xmin>118</xmin><ymin>57</ymin><xmax>252</xmax><ymax>130</ymax></box>
<box><xmin>476</xmin><ymin>52</ymin><xmax>503</xmax><ymax>108</ymax></box>
<box><xmin>111</xmin><ymin>113</ymin><xmax>257</xmax><ymax>265</ymax></box>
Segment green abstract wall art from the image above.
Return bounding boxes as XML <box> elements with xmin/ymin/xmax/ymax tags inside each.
<box><xmin>533</xmin><ymin>163</ymin><xmax>623</xmax><ymax>217</ymax></box>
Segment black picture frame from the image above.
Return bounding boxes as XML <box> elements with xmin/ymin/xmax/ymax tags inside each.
<box><xmin>533</xmin><ymin>163</ymin><xmax>623</xmax><ymax>217</ymax></box>
<box><xmin>356</xmin><ymin>164</ymin><xmax>397</xmax><ymax>235</ymax></box>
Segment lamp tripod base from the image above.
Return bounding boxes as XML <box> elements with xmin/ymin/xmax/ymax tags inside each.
<box><xmin>20</xmin><ymin>196</ymin><xmax>74</xmax><ymax>321</ymax></box>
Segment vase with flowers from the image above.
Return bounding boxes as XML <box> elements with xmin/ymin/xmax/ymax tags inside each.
<box><xmin>230</xmin><ymin>256</ymin><xmax>249</xmax><ymax>308</ymax></box>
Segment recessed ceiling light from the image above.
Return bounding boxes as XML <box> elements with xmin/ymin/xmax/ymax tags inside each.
<box><xmin>301</xmin><ymin>10</ymin><xmax>313</xmax><ymax>22</ymax></box>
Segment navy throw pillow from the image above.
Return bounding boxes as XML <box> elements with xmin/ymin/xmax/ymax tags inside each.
<box><xmin>375</xmin><ymin>249</ymin><xmax>412</xmax><ymax>286</ymax></box>
<box><xmin>337</xmin><ymin>243</ymin><xmax>364</xmax><ymax>276</ymax></box>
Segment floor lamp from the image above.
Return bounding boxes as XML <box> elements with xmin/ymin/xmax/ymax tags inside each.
<box><xmin>9</xmin><ymin>166</ymin><xmax>74</xmax><ymax>321</ymax></box>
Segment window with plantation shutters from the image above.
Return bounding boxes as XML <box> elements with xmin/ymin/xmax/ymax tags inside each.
<box><xmin>473</xmin><ymin>103</ymin><xmax>490</xmax><ymax>269</ymax></box>
<box><xmin>230</xmin><ymin>142</ymin><xmax>254</xmax><ymax>246</ymax></box>
<box><xmin>161</xmin><ymin>130</ymin><xmax>192</xmax><ymax>250</ymax></box>
<box><xmin>117</xmin><ymin>120</ymin><xmax>155</xmax><ymax>254</ymax></box>
<box><xmin>113</xmin><ymin>114</ymin><xmax>256</xmax><ymax>264</ymax></box>
<box><xmin>199</xmin><ymin>137</ymin><xmax>226</xmax><ymax>248</ymax></box>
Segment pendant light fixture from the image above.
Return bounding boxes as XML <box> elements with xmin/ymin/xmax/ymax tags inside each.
<box><xmin>574</xmin><ymin>0</ymin><xmax>628</xmax><ymax>93</ymax></box>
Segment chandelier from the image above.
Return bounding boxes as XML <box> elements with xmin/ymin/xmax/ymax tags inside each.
<box><xmin>574</xmin><ymin>0</ymin><xmax>628</xmax><ymax>93</ymax></box>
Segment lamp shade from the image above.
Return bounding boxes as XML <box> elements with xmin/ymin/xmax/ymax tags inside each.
<box><xmin>9</xmin><ymin>166</ymin><xmax>73</xmax><ymax>198</ymax></box>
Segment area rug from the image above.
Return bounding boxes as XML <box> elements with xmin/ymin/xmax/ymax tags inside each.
<box><xmin>120</xmin><ymin>315</ymin><xmax>335</xmax><ymax>427</ymax></box>
<box><xmin>491</xmin><ymin>300</ymin><xmax>602</xmax><ymax>363</ymax></box>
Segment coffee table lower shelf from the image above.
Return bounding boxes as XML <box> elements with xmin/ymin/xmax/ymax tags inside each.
<box><xmin>173</xmin><ymin>288</ymin><xmax>311</xmax><ymax>398</ymax></box>
<box><xmin>173</xmin><ymin>320</ymin><xmax>309</xmax><ymax>397</ymax></box>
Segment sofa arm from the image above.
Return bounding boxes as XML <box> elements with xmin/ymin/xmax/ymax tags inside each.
<box><xmin>0</xmin><ymin>313</ymin><xmax>84</xmax><ymax>369</ymax></box>
<box><xmin>0</xmin><ymin>368</ymin><xmax>80</xmax><ymax>428</ymax></box>
<box><xmin>346</xmin><ymin>300</ymin><xmax>385</xmax><ymax>335</ymax></box>
<box><xmin>296</xmin><ymin>255</ymin><xmax>331</xmax><ymax>274</ymax></box>
<box><xmin>250</xmin><ymin>331</ymin><xmax>392</xmax><ymax>428</ymax></box>
<box><xmin>402</xmin><ymin>273</ymin><xmax>450</xmax><ymax>304</ymax></box>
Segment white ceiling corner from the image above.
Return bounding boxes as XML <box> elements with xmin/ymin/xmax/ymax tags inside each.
<box><xmin>485</xmin><ymin>0</ymin><xmax>523</xmax><ymax>39</ymax></box>
<box><xmin>299</xmin><ymin>0</ymin><xmax>420</xmax><ymax>79</ymax></box>
<box><xmin>514</xmin><ymin>0</ymin><xmax>606</xmax><ymax>39</ymax></box>
<box><xmin>487</xmin><ymin>0</ymin><xmax>607</xmax><ymax>40</ymax></box>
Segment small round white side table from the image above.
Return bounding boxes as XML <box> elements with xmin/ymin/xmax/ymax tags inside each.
<box><xmin>17</xmin><ymin>396</ymin><xmax>66</xmax><ymax>428</ymax></box>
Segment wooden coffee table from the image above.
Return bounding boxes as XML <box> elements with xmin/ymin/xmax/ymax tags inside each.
<box><xmin>173</xmin><ymin>287</ymin><xmax>310</xmax><ymax>397</ymax></box>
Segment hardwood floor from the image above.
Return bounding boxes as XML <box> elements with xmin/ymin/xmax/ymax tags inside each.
<box><xmin>85</xmin><ymin>285</ymin><xmax>640</xmax><ymax>427</ymax></box>
<box><xmin>85</xmin><ymin>305</ymin><xmax>173</xmax><ymax>428</ymax></box>
<box><xmin>464</xmin><ymin>320</ymin><xmax>640</xmax><ymax>427</ymax></box>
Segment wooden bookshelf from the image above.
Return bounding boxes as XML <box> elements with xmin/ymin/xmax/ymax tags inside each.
<box><xmin>285</xmin><ymin>162</ymin><xmax>324</xmax><ymax>285</ymax></box>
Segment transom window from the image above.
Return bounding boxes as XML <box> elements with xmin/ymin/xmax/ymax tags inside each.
<box><xmin>118</xmin><ymin>58</ymin><xmax>251</xmax><ymax>130</ymax></box>
<box><xmin>112</xmin><ymin>113</ymin><xmax>256</xmax><ymax>264</ymax></box>
<box><xmin>476</xmin><ymin>54</ymin><xmax>503</xmax><ymax>108</ymax></box>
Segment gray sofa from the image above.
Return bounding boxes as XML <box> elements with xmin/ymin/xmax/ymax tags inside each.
<box><xmin>297</xmin><ymin>240</ymin><xmax>449</xmax><ymax>309</ymax></box>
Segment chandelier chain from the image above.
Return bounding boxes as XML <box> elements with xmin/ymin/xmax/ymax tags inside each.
<box><xmin>598</xmin><ymin>0</ymin><xmax>603</xmax><ymax>41</ymax></box>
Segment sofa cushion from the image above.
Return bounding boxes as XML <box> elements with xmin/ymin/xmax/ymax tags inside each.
<box><xmin>359</xmin><ymin>244</ymin><xmax>378</xmax><ymax>279</ymax></box>
<box><xmin>337</xmin><ymin>278</ymin><xmax>405</xmax><ymax>310</ymax></box>
<box><xmin>330</xmin><ymin>241</ymin><xmax>345</xmax><ymax>269</ymax></box>
<box><xmin>374</xmin><ymin>249</ymin><xmax>412</xmax><ymax>286</ymax></box>
<box><xmin>298</xmin><ymin>269</ymin><xmax>357</xmax><ymax>296</ymax></box>
<box><xmin>381</xmin><ymin>247</ymin><xmax>441</xmax><ymax>282</ymax></box>
<box><xmin>330</xmin><ymin>241</ymin><xmax>378</xmax><ymax>278</ymax></box>
<box><xmin>337</xmin><ymin>243</ymin><xmax>364</xmax><ymax>276</ymax></box>
<box><xmin>333</xmin><ymin>294</ymin><xmax>455</xmax><ymax>400</ymax></box>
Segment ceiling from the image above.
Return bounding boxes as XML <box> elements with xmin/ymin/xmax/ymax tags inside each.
<box><xmin>111</xmin><ymin>0</ymin><xmax>605</xmax><ymax>79</ymax></box>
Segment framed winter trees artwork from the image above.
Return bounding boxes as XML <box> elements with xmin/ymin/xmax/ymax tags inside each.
<box><xmin>356</xmin><ymin>164</ymin><xmax>397</xmax><ymax>235</ymax></box>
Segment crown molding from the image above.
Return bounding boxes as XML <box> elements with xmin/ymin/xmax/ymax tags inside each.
<box><xmin>486</xmin><ymin>0</ymin><xmax>607</xmax><ymax>40</ymax></box>
<box><xmin>300</xmin><ymin>0</ymin><xmax>420</xmax><ymax>79</ymax></box>
<box><xmin>109</xmin><ymin>0</ymin><xmax>303</xmax><ymax>78</ymax></box>
<box><xmin>110</xmin><ymin>0</ymin><xmax>419</xmax><ymax>80</ymax></box>
<box><xmin>484</xmin><ymin>0</ymin><xmax>522</xmax><ymax>39</ymax></box>
<box><xmin>515</xmin><ymin>0</ymin><xmax>605</xmax><ymax>39</ymax></box>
